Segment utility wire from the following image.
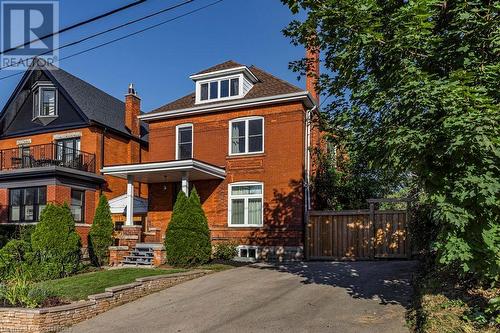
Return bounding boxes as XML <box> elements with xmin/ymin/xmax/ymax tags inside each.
<box><xmin>0</xmin><ymin>0</ymin><xmax>224</xmax><ymax>82</ymax></box>
<box><xmin>0</xmin><ymin>0</ymin><xmax>147</xmax><ymax>55</ymax></box>
<box><xmin>0</xmin><ymin>0</ymin><xmax>195</xmax><ymax>71</ymax></box>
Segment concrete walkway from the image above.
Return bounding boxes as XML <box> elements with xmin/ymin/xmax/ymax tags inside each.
<box><xmin>64</xmin><ymin>261</ymin><xmax>417</xmax><ymax>333</ymax></box>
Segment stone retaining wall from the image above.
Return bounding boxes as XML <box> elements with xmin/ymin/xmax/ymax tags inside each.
<box><xmin>0</xmin><ymin>270</ymin><xmax>209</xmax><ymax>333</ymax></box>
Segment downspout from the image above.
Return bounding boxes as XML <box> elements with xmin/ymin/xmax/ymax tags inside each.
<box><xmin>99</xmin><ymin>127</ymin><xmax>107</xmax><ymax>196</ymax></box>
<box><xmin>304</xmin><ymin>105</ymin><xmax>317</xmax><ymax>213</ymax></box>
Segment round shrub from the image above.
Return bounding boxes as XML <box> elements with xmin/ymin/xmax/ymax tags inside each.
<box><xmin>213</xmin><ymin>241</ymin><xmax>238</xmax><ymax>260</ymax></box>
<box><xmin>89</xmin><ymin>195</ymin><xmax>114</xmax><ymax>267</ymax></box>
<box><xmin>165</xmin><ymin>188</ymin><xmax>212</xmax><ymax>267</ymax></box>
<box><xmin>0</xmin><ymin>239</ymin><xmax>32</xmax><ymax>280</ymax></box>
<box><xmin>31</xmin><ymin>204</ymin><xmax>81</xmax><ymax>279</ymax></box>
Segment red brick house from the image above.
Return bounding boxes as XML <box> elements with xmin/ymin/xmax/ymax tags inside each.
<box><xmin>0</xmin><ymin>61</ymin><xmax>148</xmax><ymax>250</ymax></box>
<box><xmin>0</xmin><ymin>59</ymin><xmax>320</xmax><ymax>263</ymax></box>
<box><xmin>102</xmin><ymin>60</ymin><xmax>320</xmax><ymax>261</ymax></box>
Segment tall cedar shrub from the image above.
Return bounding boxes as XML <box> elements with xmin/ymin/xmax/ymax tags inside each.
<box><xmin>165</xmin><ymin>188</ymin><xmax>212</xmax><ymax>267</ymax></box>
<box><xmin>89</xmin><ymin>195</ymin><xmax>114</xmax><ymax>266</ymax></box>
<box><xmin>31</xmin><ymin>204</ymin><xmax>81</xmax><ymax>279</ymax></box>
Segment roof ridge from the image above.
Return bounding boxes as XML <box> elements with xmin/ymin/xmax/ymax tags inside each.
<box><xmin>44</xmin><ymin>63</ymin><xmax>125</xmax><ymax>106</ymax></box>
<box><xmin>249</xmin><ymin>65</ymin><xmax>303</xmax><ymax>92</ymax></box>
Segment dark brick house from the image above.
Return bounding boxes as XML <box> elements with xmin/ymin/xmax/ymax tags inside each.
<box><xmin>0</xmin><ymin>61</ymin><xmax>148</xmax><ymax>248</ymax></box>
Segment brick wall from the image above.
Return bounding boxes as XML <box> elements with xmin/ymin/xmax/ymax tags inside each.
<box><xmin>146</xmin><ymin>102</ymin><xmax>307</xmax><ymax>247</ymax></box>
<box><xmin>0</xmin><ymin>270</ymin><xmax>209</xmax><ymax>333</ymax></box>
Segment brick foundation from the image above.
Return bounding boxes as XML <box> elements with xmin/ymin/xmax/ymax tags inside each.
<box><xmin>118</xmin><ymin>225</ymin><xmax>142</xmax><ymax>248</ymax></box>
<box><xmin>108</xmin><ymin>246</ymin><xmax>129</xmax><ymax>266</ymax></box>
<box><xmin>0</xmin><ymin>270</ymin><xmax>209</xmax><ymax>333</ymax></box>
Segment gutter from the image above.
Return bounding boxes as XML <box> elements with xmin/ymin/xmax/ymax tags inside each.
<box><xmin>139</xmin><ymin>91</ymin><xmax>316</xmax><ymax>121</ymax></box>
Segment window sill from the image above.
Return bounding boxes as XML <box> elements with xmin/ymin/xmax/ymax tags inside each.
<box><xmin>226</xmin><ymin>153</ymin><xmax>266</xmax><ymax>159</ymax></box>
<box><xmin>228</xmin><ymin>224</ymin><xmax>264</xmax><ymax>228</ymax></box>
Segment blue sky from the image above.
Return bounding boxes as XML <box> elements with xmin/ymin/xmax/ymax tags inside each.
<box><xmin>0</xmin><ymin>0</ymin><xmax>307</xmax><ymax>112</ymax></box>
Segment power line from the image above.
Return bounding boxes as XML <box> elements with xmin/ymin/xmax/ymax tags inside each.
<box><xmin>0</xmin><ymin>0</ymin><xmax>147</xmax><ymax>55</ymax></box>
<box><xmin>0</xmin><ymin>0</ymin><xmax>224</xmax><ymax>82</ymax></box>
<box><xmin>0</xmin><ymin>0</ymin><xmax>195</xmax><ymax>71</ymax></box>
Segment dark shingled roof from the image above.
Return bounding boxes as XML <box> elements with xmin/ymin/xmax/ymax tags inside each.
<box><xmin>43</xmin><ymin>63</ymin><xmax>148</xmax><ymax>140</ymax></box>
<box><xmin>193</xmin><ymin>60</ymin><xmax>244</xmax><ymax>75</ymax></box>
<box><xmin>150</xmin><ymin>63</ymin><xmax>303</xmax><ymax>114</ymax></box>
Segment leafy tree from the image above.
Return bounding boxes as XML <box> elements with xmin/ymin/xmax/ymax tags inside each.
<box><xmin>165</xmin><ymin>188</ymin><xmax>212</xmax><ymax>267</ymax></box>
<box><xmin>282</xmin><ymin>0</ymin><xmax>500</xmax><ymax>282</ymax></box>
<box><xmin>89</xmin><ymin>195</ymin><xmax>114</xmax><ymax>267</ymax></box>
<box><xmin>31</xmin><ymin>204</ymin><xmax>81</xmax><ymax>279</ymax></box>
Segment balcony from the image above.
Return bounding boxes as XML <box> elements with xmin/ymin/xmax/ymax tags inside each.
<box><xmin>0</xmin><ymin>143</ymin><xmax>96</xmax><ymax>173</ymax></box>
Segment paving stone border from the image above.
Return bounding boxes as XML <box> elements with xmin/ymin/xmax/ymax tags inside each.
<box><xmin>0</xmin><ymin>270</ymin><xmax>210</xmax><ymax>333</ymax></box>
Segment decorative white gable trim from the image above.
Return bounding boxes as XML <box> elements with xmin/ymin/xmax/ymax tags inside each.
<box><xmin>108</xmin><ymin>194</ymin><xmax>148</xmax><ymax>215</ymax></box>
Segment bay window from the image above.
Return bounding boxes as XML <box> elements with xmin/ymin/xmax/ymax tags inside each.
<box><xmin>9</xmin><ymin>187</ymin><xmax>46</xmax><ymax>223</ymax></box>
<box><xmin>230</xmin><ymin>117</ymin><xmax>264</xmax><ymax>155</ymax></box>
<box><xmin>70</xmin><ymin>189</ymin><xmax>85</xmax><ymax>223</ymax></box>
<box><xmin>228</xmin><ymin>182</ymin><xmax>263</xmax><ymax>227</ymax></box>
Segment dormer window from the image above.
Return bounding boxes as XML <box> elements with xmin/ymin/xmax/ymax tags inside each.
<box><xmin>32</xmin><ymin>82</ymin><xmax>58</xmax><ymax>125</ymax></box>
<box><xmin>191</xmin><ymin>64</ymin><xmax>258</xmax><ymax>105</ymax></box>
<box><xmin>199</xmin><ymin>77</ymin><xmax>240</xmax><ymax>102</ymax></box>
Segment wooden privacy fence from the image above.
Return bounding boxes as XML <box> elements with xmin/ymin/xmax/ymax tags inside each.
<box><xmin>306</xmin><ymin>199</ymin><xmax>410</xmax><ymax>260</ymax></box>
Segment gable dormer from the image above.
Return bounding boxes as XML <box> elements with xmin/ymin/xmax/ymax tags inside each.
<box><xmin>189</xmin><ymin>61</ymin><xmax>259</xmax><ymax>104</ymax></box>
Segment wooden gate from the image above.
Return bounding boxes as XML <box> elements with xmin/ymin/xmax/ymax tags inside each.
<box><xmin>306</xmin><ymin>199</ymin><xmax>409</xmax><ymax>260</ymax></box>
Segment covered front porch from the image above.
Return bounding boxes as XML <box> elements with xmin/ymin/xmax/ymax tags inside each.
<box><xmin>102</xmin><ymin>159</ymin><xmax>225</xmax><ymax>265</ymax></box>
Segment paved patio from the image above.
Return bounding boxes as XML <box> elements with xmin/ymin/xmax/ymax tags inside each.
<box><xmin>64</xmin><ymin>261</ymin><xmax>418</xmax><ymax>333</ymax></box>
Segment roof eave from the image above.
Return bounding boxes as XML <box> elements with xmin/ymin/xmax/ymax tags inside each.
<box><xmin>189</xmin><ymin>66</ymin><xmax>259</xmax><ymax>83</ymax></box>
<box><xmin>139</xmin><ymin>91</ymin><xmax>316</xmax><ymax>122</ymax></box>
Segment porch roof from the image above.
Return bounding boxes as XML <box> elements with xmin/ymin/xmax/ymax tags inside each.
<box><xmin>101</xmin><ymin>159</ymin><xmax>225</xmax><ymax>183</ymax></box>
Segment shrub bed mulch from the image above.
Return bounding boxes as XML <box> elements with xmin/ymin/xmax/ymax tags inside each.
<box><xmin>408</xmin><ymin>266</ymin><xmax>499</xmax><ymax>333</ymax></box>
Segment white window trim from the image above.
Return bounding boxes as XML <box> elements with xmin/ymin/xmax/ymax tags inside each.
<box><xmin>228</xmin><ymin>181</ymin><xmax>264</xmax><ymax>227</ymax></box>
<box><xmin>32</xmin><ymin>82</ymin><xmax>58</xmax><ymax>120</ymax></box>
<box><xmin>175</xmin><ymin>123</ymin><xmax>193</xmax><ymax>160</ymax></box>
<box><xmin>196</xmin><ymin>74</ymin><xmax>243</xmax><ymax>104</ymax></box>
<box><xmin>228</xmin><ymin>116</ymin><xmax>264</xmax><ymax>156</ymax></box>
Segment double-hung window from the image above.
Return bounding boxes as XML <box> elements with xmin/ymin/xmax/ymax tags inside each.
<box><xmin>176</xmin><ymin>124</ymin><xmax>193</xmax><ymax>160</ymax></box>
<box><xmin>9</xmin><ymin>187</ymin><xmax>46</xmax><ymax>223</ymax></box>
<box><xmin>228</xmin><ymin>182</ymin><xmax>263</xmax><ymax>227</ymax></box>
<box><xmin>229</xmin><ymin>117</ymin><xmax>264</xmax><ymax>155</ymax></box>
<box><xmin>70</xmin><ymin>189</ymin><xmax>85</xmax><ymax>223</ymax></box>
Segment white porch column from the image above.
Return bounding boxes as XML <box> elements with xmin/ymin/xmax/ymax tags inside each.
<box><xmin>126</xmin><ymin>174</ymin><xmax>134</xmax><ymax>226</ymax></box>
<box><xmin>181</xmin><ymin>171</ymin><xmax>189</xmax><ymax>196</ymax></box>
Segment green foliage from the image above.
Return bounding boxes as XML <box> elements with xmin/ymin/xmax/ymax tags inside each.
<box><xmin>165</xmin><ymin>188</ymin><xmax>212</xmax><ymax>267</ymax></box>
<box><xmin>0</xmin><ymin>239</ymin><xmax>32</xmax><ymax>281</ymax></box>
<box><xmin>89</xmin><ymin>195</ymin><xmax>114</xmax><ymax>267</ymax></box>
<box><xmin>283</xmin><ymin>0</ymin><xmax>500</xmax><ymax>283</ymax></box>
<box><xmin>31</xmin><ymin>204</ymin><xmax>81</xmax><ymax>279</ymax></box>
<box><xmin>213</xmin><ymin>241</ymin><xmax>238</xmax><ymax>260</ymax></box>
<box><xmin>0</xmin><ymin>225</ymin><xmax>35</xmax><ymax>249</ymax></box>
<box><xmin>0</xmin><ymin>268</ymin><xmax>52</xmax><ymax>308</ymax></box>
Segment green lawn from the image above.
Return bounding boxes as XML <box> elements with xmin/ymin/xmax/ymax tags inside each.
<box><xmin>38</xmin><ymin>268</ymin><xmax>185</xmax><ymax>301</ymax></box>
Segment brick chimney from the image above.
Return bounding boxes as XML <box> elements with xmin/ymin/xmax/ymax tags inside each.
<box><xmin>306</xmin><ymin>46</ymin><xmax>320</xmax><ymax>104</ymax></box>
<box><xmin>125</xmin><ymin>83</ymin><xmax>140</xmax><ymax>137</ymax></box>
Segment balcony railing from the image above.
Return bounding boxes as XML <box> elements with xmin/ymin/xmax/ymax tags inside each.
<box><xmin>0</xmin><ymin>143</ymin><xmax>96</xmax><ymax>173</ymax></box>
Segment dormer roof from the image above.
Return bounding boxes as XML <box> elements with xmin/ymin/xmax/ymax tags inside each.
<box><xmin>147</xmin><ymin>63</ymin><xmax>304</xmax><ymax>115</ymax></box>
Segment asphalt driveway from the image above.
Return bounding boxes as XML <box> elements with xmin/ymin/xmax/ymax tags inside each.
<box><xmin>64</xmin><ymin>261</ymin><xmax>418</xmax><ymax>333</ymax></box>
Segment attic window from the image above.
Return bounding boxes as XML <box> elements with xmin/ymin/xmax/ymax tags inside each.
<box><xmin>198</xmin><ymin>77</ymin><xmax>240</xmax><ymax>103</ymax></box>
<box><xmin>32</xmin><ymin>82</ymin><xmax>58</xmax><ymax>125</ymax></box>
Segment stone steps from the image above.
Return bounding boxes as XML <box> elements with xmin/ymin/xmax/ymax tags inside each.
<box><xmin>122</xmin><ymin>245</ymin><xmax>155</xmax><ymax>266</ymax></box>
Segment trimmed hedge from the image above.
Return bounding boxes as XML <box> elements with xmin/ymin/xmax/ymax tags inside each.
<box><xmin>89</xmin><ymin>195</ymin><xmax>114</xmax><ymax>266</ymax></box>
<box><xmin>31</xmin><ymin>204</ymin><xmax>81</xmax><ymax>279</ymax></box>
<box><xmin>165</xmin><ymin>188</ymin><xmax>212</xmax><ymax>267</ymax></box>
